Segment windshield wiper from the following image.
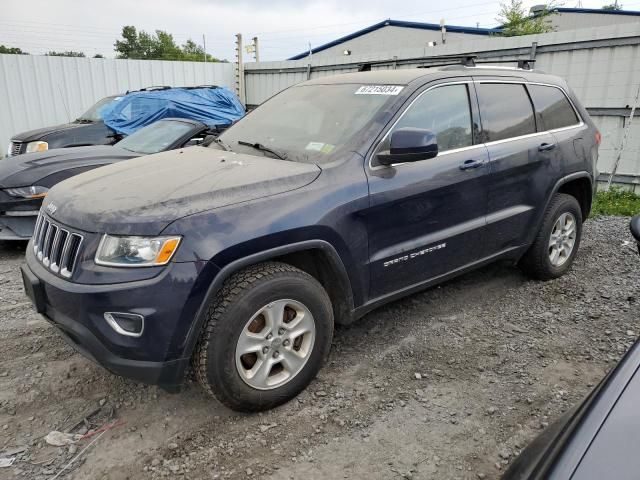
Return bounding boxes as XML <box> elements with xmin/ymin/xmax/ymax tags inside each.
<box><xmin>213</xmin><ymin>137</ymin><xmax>233</xmax><ymax>152</ymax></box>
<box><xmin>74</xmin><ymin>118</ymin><xmax>94</xmax><ymax>124</ymax></box>
<box><xmin>237</xmin><ymin>140</ymin><xmax>287</xmax><ymax>160</ymax></box>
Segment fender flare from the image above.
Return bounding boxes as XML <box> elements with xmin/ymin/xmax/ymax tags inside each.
<box><xmin>550</xmin><ymin>171</ymin><xmax>594</xmax><ymax>218</ymax></box>
<box><xmin>520</xmin><ymin>171</ymin><xmax>593</xmax><ymax>258</ymax></box>
<box><xmin>179</xmin><ymin>239</ymin><xmax>354</xmax><ymax>367</ymax></box>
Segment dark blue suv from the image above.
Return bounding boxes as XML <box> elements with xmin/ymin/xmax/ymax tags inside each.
<box><xmin>21</xmin><ymin>66</ymin><xmax>599</xmax><ymax>411</ymax></box>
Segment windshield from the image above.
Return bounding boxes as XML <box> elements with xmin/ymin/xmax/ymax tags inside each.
<box><xmin>216</xmin><ymin>84</ymin><xmax>402</xmax><ymax>163</ymax></box>
<box><xmin>77</xmin><ymin>95</ymin><xmax>120</xmax><ymax>122</ymax></box>
<box><xmin>116</xmin><ymin>120</ymin><xmax>195</xmax><ymax>154</ymax></box>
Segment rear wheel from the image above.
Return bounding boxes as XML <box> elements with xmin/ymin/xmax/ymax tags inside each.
<box><xmin>519</xmin><ymin>193</ymin><xmax>583</xmax><ymax>280</ymax></box>
<box><xmin>193</xmin><ymin>262</ymin><xmax>333</xmax><ymax>411</ymax></box>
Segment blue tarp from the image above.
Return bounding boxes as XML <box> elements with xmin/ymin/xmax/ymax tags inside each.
<box><xmin>99</xmin><ymin>87</ymin><xmax>245</xmax><ymax>136</ymax></box>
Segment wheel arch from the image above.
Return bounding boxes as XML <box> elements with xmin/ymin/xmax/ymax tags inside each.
<box><xmin>557</xmin><ymin>174</ymin><xmax>593</xmax><ymax>222</ymax></box>
<box><xmin>518</xmin><ymin>172</ymin><xmax>593</xmax><ymax>263</ymax></box>
<box><xmin>181</xmin><ymin>240</ymin><xmax>355</xmax><ymax>372</ymax></box>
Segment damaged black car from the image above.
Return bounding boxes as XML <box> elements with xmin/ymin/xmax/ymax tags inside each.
<box><xmin>0</xmin><ymin>118</ymin><xmax>220</xmax><ymax>240</ymax></box>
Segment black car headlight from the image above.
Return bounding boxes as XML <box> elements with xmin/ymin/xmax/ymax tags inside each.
<box><xmin>4</xmin><ymin>186</ymin><xmax>49</xmax><ymax>199</ymax></box>
<box><xmin>25</xmin><ymin>141</ymin><xmax>48</xmax><ymax>153</ymax></box>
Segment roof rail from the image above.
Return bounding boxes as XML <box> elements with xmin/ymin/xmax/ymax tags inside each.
<box><xmin>473</xmin><ymin>58</ymin><xmax>536</xmax><ymax>70</ymax></box>
<box><xmin>186</xmin><ymin>84</ymin><xmax>220</xmax><ymax>89</ymax></box>
<box><xmin>357</xmin><ymin>54</ymin><xmax>478</xmax><ymax>72</ymax></box>
<box><xmin>137</xmin><ymin>85</ymin><xmax>172</xmax><ymax>91</ymax></box>
<box><xmin>414</xmin><ymin>54</ymin><xmax>478</xmax><ymax>69</ymax></box>
<box><xmin>416</xmin><ymin>57</ymin><xmax>536</xmax><ymax>70</ymax></box>
<box><xmin>125</xmin><ymin>85</ymin><xmax>172</xmax><ymax>94</ymax></box>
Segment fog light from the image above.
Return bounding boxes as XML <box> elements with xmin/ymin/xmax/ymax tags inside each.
<box><xmin>104</xmin><ymin>312</ymin><xmax>144</xmax><ymax>337</ymax></box>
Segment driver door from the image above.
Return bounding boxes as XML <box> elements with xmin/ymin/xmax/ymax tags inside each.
<box><xmin>364</xmin><ymin>81</ymin><xmax>490</xmax><ymax>299</ymax></box>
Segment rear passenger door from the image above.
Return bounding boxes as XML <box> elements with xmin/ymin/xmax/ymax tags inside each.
<box><xmin>365</xmin><ymin>81</ymin><xmax>490</xmax><ymax>299</ymax></box>
<box><xmin>527</xmin><ymin>83</ymin><xmax>587</xmax><ymax>176</ymax></box>
<box><xmin>476</xmin><ymin>81</ymin><xmax>560</xmax><ymax>256</ymax></box>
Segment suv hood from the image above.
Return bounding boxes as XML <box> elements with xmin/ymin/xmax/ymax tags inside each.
<box><xmin>11</xmin><ymin>122</ymin><xmax>98</xmax><ymax>143</ymax></box>
<box><xmin>43</xmin><ymin>146</ymin><xmax>321</xmax><ymax>235</ymax></box>
<box><xmin>0</xmin><ymin>146</ymin><xmax>139</xmax><ymax>188</ymax></box>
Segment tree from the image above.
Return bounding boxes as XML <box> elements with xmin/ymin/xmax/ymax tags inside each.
<box><xmin>181</xmin><ymin>39</ymin><xmax>221</xmax><ymax>62</ymax></box>
<box><xmin>602</xmin><ymin>2</ymin><xmax>623</xmax><ymax>10</ymax></box>
<box><xmin>114</xmin><ymin>26</ymin><xmax>222</xmax><ymax>61</ymax></box>
<box><xmin>497</xmin><ymin>0</ymin><xmax>556</xmax><ymax>37</ymax></box>
<box><xmin>0</xmin><ymin>45</ymin><xmax>28</xmax><ymax>55</ymax></box>
<box><xmin>46</xmin><ymin>51</ymin><xmax>86</xmax><ymax>57</ymax></box>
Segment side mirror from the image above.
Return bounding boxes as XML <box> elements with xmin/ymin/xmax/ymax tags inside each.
<box><xmin>376</xmin><ymin>128</ymin><xmax>438</xmax><ymax>166</ymax></box>
<box><xmin>184</xmin><ymin>137</ymin><xmax>204</xmax><ymax>147</ymax></box>
<box><xmin>630</xmin><ymin>215</ymin><xmax>640</xmax><ymax>254</ymax></box>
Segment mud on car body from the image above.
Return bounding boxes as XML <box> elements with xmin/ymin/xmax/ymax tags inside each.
<box><xmin>22</xmin><ymin>65</ymin><xmax>599</xmax><ymax>411</ymax></box>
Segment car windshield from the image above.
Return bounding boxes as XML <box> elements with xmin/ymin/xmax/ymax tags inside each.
<box><xmin>215</xmin><ymin>84</ymin><xmax>403</xmax><ymax>163</ymax></box>
<box><xmin>116</xmin><ymin>120</ymin><xmax>195</xmax><ymax>154</ymax></box>
<box><xmin>77</xmin><ymin>95</ymin><xmax>120</xmax><ymax>122</ymax></box>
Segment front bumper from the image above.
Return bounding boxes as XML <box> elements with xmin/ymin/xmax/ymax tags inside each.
<box><xmin>22</xmin><ymin>248</ymin><xmax>211</xmax><ymax>389</ymax></box>
<box><xmin>0</xmin><ymin>211</ymin><xmax>38</xmax><ymax>240</ymax></box>
<box><xmin>0</xmin><ymin>194</ymin><xmax>42</xmax><ymax>240</ymax></box>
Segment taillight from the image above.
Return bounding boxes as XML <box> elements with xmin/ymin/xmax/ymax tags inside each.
<box><xmin>595</xmin><ymin>130</ymin><xmax>602</xmax><ymax>145</ymax></box>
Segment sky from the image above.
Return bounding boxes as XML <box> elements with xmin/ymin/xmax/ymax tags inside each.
<box><xmin>0</xmin><ymin>0</ymin><xmax>633</xmax><ymax>61</ymax></box>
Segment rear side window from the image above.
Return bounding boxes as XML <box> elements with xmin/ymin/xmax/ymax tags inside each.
<box><xmin>528</xmin><ymin>84</ymin><xmax>580</xmax><ymax>131</ymax></box>
<box><xmin>381</xmin><ymin>84</ymin><xmax>473</xmax><ymax>153</ymax></box>
<box><xmin>476</xmin><ymin>83</ymin><xmax>536</xmax><ymax>142</ymax></box>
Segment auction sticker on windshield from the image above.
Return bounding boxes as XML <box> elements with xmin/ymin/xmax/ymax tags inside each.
<box><xmin>355</xmin><ymin>85</ymin><xmax>404</xmax><ymax>95</ymax></box>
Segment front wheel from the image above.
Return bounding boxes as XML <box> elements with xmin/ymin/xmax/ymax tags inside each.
<box><xmin>193</xmin><ymin>262</ymin><xmax>334</xmax><ymax>411</ymax></box>
<box><xmin>519</xmin><ymin>193</ymin><xmax>583</xmax><ymax>280</ymax></box>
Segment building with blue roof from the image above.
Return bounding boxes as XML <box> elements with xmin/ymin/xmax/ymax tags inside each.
<box><xmin>289</xmin><ymin>7</ymin><xmax>640</xmax><ymax>60</ymax></box>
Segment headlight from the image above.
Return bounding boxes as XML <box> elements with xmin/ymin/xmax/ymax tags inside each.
<box><xmin>25</xmin><ymin>141</ymin><xmax>48</xmax><ymax>153</ymax></box>
<box><xmin>4</xmin><ymin>186</ymin><xmax>49</xmax><ymax>199</ymax></box>
<box><xmin>95</xmin><ymin>235</ymin><xmax>181</xmax><ymax>267</ymax></box>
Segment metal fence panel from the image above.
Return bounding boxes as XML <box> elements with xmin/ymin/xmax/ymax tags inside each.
<box><xmin>0</xmin><ymin>55</ymin><xmax>235</xmax><ymax>156</ymax></box>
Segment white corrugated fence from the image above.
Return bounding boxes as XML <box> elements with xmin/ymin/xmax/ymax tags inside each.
<box><xmin>0</xmin><ymin>55</ymin><xmax>235</xmax><ymax>157</ymax></box>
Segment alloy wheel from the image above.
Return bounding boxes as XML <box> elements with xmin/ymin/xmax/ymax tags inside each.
<box><xmin>235</xmin><ymin>299</ymin><xmax>316</xmax><ymax>390</ymax></box>
<box><xmin>548</xmin><ymin>212</ymin><xmax>577</xmax><ymax>267</ymax></box>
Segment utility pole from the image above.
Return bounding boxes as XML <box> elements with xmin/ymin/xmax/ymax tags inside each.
<box><xmin>203</xmin><ymin>34</ymin><xmax>207</xmax><ymax>64</ymax></box>
<box><xmin>440</xmin><ymin>19</ymin><xmax>447</xmax><ymax>45</ymax></box>
<box><xmin>607</xmin><ymin>82</ymin><xmax>640</xmax><ymax>189</ymax></box>
<box><xmin>252</xmin><ymin>36</ymin><xmax>260</xmax><ymax>62</ymax></box>
<box><xmin>235</xmin><ymin>33</ymin><xmax>245</xmax><ymax>105</ymax></box>
<box><xmin>245</xmin><ymin>37</ymin><xmax>259</xmax><ymax>62</ymax></box>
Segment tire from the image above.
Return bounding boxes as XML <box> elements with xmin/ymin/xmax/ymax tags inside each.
<box><xmin>519</xmin><ymin>193</ymin><xmax>583</xmax><ymax>281</ymax></box>
<box><xmin>193</xmin><ymin>261</ymin><xmax>334</xmax><ymax>412</ymax></box>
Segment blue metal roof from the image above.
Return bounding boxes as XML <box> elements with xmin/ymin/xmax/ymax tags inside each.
<box><xmin>288</xmin><ymin>19</ymin><xmax>502</xmax><ymax>60</ymax></box>
<box><xmin>288</xmin><ymin>8</ymin><xmax>640</xmax><ymax>60</ymax></box>
<box><xmin>552</xmin><ymin>7</ymin><xmax>640</xmax><ymax>16</ymax></box>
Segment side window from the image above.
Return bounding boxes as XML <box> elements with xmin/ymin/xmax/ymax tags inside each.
<box><xmin>380</xmin><ymin>84</ymin><xmax>473</xmax><ymax>154</ymax></box>
<box><xmin>528</xmin><ymin>84</ymin><xmax>580</xmax><ymax>131</ymax></box>
<box><xmin>476</xmin><ymin>83</ymin><xmax>536</xmax><ymax>142</ymax></box>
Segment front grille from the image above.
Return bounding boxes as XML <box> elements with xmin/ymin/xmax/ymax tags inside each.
<box><xmin>9</xmin><ymin>141</ymin><xmax>23</xmax><ymax>156</ymax></box>
<box><xmin>32</xmin><ymin>213</ymin><xmax>84</xmax><ymax>278</ymax></box>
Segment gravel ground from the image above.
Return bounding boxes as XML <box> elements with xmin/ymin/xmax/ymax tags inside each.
<box><xmin>0</xmin><ymin>216</ymin><xmax>637</xmax><ymax>480</ymax></box>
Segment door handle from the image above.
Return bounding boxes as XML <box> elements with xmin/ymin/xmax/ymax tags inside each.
<box><xmin>459</xmin><ymin>159</ymin><xmax>483</xmax><ymax>170</ymax></box>
<box><xmin>538</xmin><ymin>142</ymin><xmax>556</xmax><ymax>152</ymax></box>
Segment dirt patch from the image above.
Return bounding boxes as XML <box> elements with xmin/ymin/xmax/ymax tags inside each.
<box><xmin>0</xmin><ymin>216</ymin><xmax>637</xmax><ymax>479</ymax></box>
